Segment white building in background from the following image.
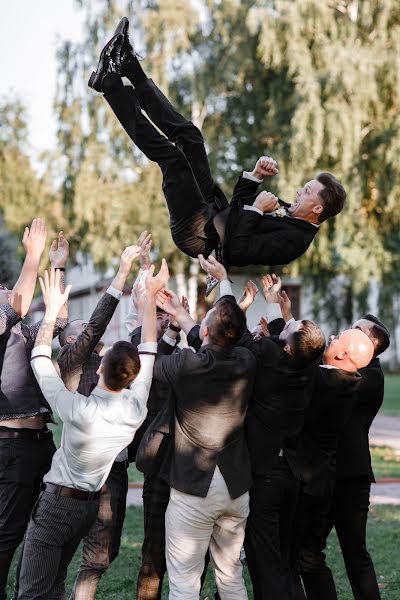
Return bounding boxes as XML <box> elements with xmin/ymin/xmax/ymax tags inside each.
<box><xmin>30</xmin><ymin>259</ymin><xmax>397</xmax><ymax>368</ymax></box>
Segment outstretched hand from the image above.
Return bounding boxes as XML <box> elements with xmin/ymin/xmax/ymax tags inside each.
<box><xmin>39</xmin><ymin>268</ymin><xmax>72</xmax><ymax>319</ymax></box>
<box><xmin>49</xmin><ymin>231</ymin><xmax>69</xmax><ymax>268</ymax></box>
<box><xmin>238</xmin><ymin>280</ymin><xmax>258</xmax><ymax>312</ymax></box>
<box><xmin>146</xmin><ymin>258</ymin><xmax>170</xmax><ymax>297</ymax></box>
<box><xmin>277</xmin><ymin>289</ymin><xmax>293</xmax><ymax>322</ymax></box>
<box><xmin>137</xmin><ymin>230</ymin><xmax>152</xmax><ymax>270</ymax></box>
<box><xmin>261</xmin><ymin>273</ymin><xmax>282</xmax><ymax>303</ymax></box>
<box><xmin>198</xmin><ymin>254</ymin><xmax>227</xmax><ymax>281</ymax></box>
<box><xmin>119</xmin><ymin>245</ymin><xmax>141</xmax><ymax>275</ymax></box>
<box><xmin>155</xmin><ymin>289</ymin><xmax>181</xmax><ymax>318</ymax></box>
<box><xmin>22</xmin><ymin>218</ymin><xmax>47</xmax><ymax>261</ymax></box>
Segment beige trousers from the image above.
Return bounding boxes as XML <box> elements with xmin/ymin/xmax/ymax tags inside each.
<box><xmin>165</xmin><ymin>467</ymin><xmax>249</xmax><ymax>600</ymax></box>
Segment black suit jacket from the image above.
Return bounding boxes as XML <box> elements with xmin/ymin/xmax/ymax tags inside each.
<box><xmin>285</xmin><ymin>366</ymin><xmax>361</xmax><ymax>496</ymax></box>
<box><xmin>128</xmin><ymin>327</ymin><xmax>177</xmax><ymax>462</ymax></box>
<box><xmin>153</xmin><ymin>342</ymin><xmax>256</xmax><ymax>498</ymax></box>
<box><xmin>57</xmin><ymin>291</ymin><xmax>119</xmax><ymax>395</ymax></box>
<box><xmin>215</xmin><ymin>177</ymin><xmax>318</xmax><ymax>267</ymax></box>
<box><xmin>336</xmin><ymin>358</ymin><xmax>384</xmax><ymax>481</ymax></box>
<box><xmin>238</xmin><ymin>330</ymin><xmax>314</xmax><ymax>474</ymax></box>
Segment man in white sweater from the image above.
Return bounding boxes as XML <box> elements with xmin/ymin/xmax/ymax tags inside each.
<box><xmin>17</xmin><ymin>260</ymin><xmax>169</xmax><ymax>600</ymax></box>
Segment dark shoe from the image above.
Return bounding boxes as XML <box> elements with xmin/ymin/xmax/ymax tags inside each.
<box><xmin>88</xmin><ymin>17</ymin><xmax>129</xmax><ymax>92</ymax></box>
<box><xmin>119</xmin><ymin>23</ymin><xmax>142</xmax><ymax>75</ymax></box>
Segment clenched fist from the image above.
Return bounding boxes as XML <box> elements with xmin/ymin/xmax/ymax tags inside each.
<box><xmin>253</xmin><ymin>191</ymin><xmax>280</xmax><ymax>214</ymax></box>
<box><xmin>252</xmin><ymin>156</ymin><xmax>279</xmax><ymax>179</ymax></box>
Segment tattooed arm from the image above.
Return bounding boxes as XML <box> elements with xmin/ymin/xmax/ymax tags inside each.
<box><xmin>34</xmin><ymin>269</ymin><xmax>72</xmax><ymax>349</ymax></box>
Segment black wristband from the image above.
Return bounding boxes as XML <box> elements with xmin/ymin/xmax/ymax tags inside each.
<box><xmin>168</xmin><ymin>323</ymin><xmax>181</xmax><ymax>333</ymax></box>
<box><xmin>55</xmin><ymin>267</ymin><xmax>66</xmax><ymax>272</ymax></box>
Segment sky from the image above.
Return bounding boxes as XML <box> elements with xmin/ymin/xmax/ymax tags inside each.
<box><xmin>1</xmin><ymin>0</ymin><xmax>85</xmax><ymax>163</ymax></box>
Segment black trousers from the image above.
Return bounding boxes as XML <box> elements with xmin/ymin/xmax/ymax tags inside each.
<box><xmin>17</xmin><ymin>490</ymin><xmax>99</xmax><ymax>600</ymax></box>
<box><xmin>105</xmin><ymin>79</ymin><xmax>219</xmax><ymax>259</ymax></box>
<box><xmin>136</xmin><ymin>473</ymin><xmax>220</xmax><ymax>600</ymax></box>
<box><xmin>0</xmin><ymin>434</ymin><xmax>55</xmax><ymax>600</ymax></box>
<box><xmin>69</xmin><ymin>464</ymin><xmax>128</xmax><ymax>599</ymax></box>
<box><xmin>326</xmin><ymin>477</ymin><xmax>381</xmax><ymax>600</ymax></box>
<box><xmin>291</xmin><ymin>484</ymin><xmax>338</xmax><ymax>600</ymax></box>
<box><xmin>245</xmin><ymin>458</ymin><xmax>299</xmax><ymax>600</ymax></box>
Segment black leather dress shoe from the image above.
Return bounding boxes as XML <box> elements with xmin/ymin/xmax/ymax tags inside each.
<box><xmin>88</xmin><ymin>17</ymin><xmax>129</xmax><ymax>92</ymax></box>
<box><xmin>88</xmin><ymin>32</ymin><xmax>124</xmax><ymax>91</ymax></box>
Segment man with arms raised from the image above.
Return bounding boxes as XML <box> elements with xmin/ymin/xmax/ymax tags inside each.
<box><xmin>0</xmin><ymin>223</ymin><xmax>69</xmax><ymax>600</ymax></box>
<box><xmin>17</xmin><ymin>260</ymin><xmax>169</xmax><ymax>600</ymax></box>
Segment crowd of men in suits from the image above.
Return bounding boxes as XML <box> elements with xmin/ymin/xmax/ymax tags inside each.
<box><xmin>0</xmin><ymin>219</ymin><xmax>390</xmax><ymax>600</ymax></box>
<box><xmin>0</xmin><ymin>14</ymin><xmax>393</xmax><ymax>600</ymax></box>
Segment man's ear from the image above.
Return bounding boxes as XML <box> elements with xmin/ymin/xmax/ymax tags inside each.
<box><xmin>96</xmin><ymin>363</ymin><xmax>104</xmax><ymax>377</ymax></box>
<box><xmin>336</xmin><ymin>350</ymin><xmax>348</xmax><ymax>361</ymax></box>
<box><xmin>283</xmin><ymin>343</ymin><xmax>292</xmax><ymax>355</ymax></box>
<box><xmin>202</xmin><ymin>325</ymin><xmax>209</xmax><ymax>339</ymax></box>
<box><xmin>312</xmin><ymin>204</ymin><xmax>323</xmax><ymax>216</ymax></box>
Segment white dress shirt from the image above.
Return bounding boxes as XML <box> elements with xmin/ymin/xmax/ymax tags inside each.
<box><xmin>31</xmin><ymin>342</ymin><xmax>156</xmax><ymax>491</ymax></box>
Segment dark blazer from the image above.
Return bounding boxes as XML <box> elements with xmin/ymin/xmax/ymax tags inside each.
<box><xmin>128</xmin><ymin>327</ymin><xmax>177</xmax><ymax>462</ymax></box>
<box><xmin>285</xmin><ymin>366</ymin><xmax>361</xmax><ymax>495</ymax></box>
<box><xmin>238</xmin><ymin>330</ymin><xmax>315</xmax><ymax>474</ymax></box>
<box><xmin>57</xmin><ymin>291</ymin><xmax>119</xmax><ymax>396</ymax></box>
<box><xmin>1</xmin><ymin>316</ymin><xmax>67</xmax><ymax>418</ymax></box>
<box><xmin>153</xmin><ymin>341</ymin><xmax>256</xmax><ymax>499</ymax></box>
<box><xmin>336</xmin><ymin>357</ymin><xmax>384</xmax><ymax>481</ymax></box>
<box><xmin>214</xmin><ymin>177</ymin><xmax>318</xmax><ymax>267</ymax></box>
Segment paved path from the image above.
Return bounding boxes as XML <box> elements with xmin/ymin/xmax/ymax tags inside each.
<box><xmin>369</xmin><ymin>414</ymin><xmax>400</xmax><ymax>451</ymax></box>
<box><xmin>127</xmin><ymin>483</ymin><xmax>400</xmax><ymax>508</ymax></box>
<box><xmin>126</xmin><ymin>414</ymin><xmax>400</xmax><ymax>508</ymax></box>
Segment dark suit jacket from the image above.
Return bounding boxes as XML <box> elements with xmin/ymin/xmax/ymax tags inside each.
<box><xmin>153</xmin><ymin>342</ymin><xmax>256</xmax><ymax>498</ymax></box>
<box><xmin>285</xmin><ymin>366</ymin><xmax>361</xmax><ymax>496</ymax></box>
<box><xmin>57</xmin><ymin>291</ymin><xmax>119</xmax><ymax>395</ymax></box>
<box><xmin>1</xmin><ymin>316</ymin><xmax>67</xmax><ymax>418</ymax></box>
<box><xmin>215</xmin><ymin>177</ymin><xmax>318</xmax><ymax>267</ymax></box>
<box><xmin>128</xmin><ymin>327</ymin><xmax>177</xmax><ymax>462</ymax></box>
<box><xmin>335</xmin><ymin>357</ymin><xmax>384</xmax><ymax>481</ymax></box>
<box><xmin>238</xmin><ymin>330</ymin><xmax>314</xmax><ymax>474</ymax></box>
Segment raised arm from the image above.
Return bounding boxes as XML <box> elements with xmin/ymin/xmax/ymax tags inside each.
<box><xmin>30</xmin><ymin>268</ymin><xmax>76</xmax><ymax>421</ymax></box>
<box><xmin>59</xmin><ymin>245</ymin><xmax>141</xmax><ymax>374</ymax></box>
<box><xmin>8</xmin><ymin>218</ymin><xmax>47</xmax><ymax>319</ymax></box>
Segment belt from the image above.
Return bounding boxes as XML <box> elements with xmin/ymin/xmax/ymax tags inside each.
<box><xmin>43</xmin><ymin>483</ymin><xmax>101</xmax><ymax>501</ymax></box>
<box><xmin>111</xmin><ymin>460</ymin><xmax>129</xmax><ymax>472</ymax></box>
<box><xmin>0</xmin><ymin>429</ymin><xmax>53</xmax><ymax>441</ymax></box>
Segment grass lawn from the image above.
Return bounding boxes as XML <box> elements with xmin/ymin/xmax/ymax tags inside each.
<box><xmin>6</xmin><ymin>505</ymin><xmax>400</xmax><ymax>599</ymax></box>
<box><xmin>383</xmin><ymin>375</ymin><xmax>400</xmax><ymax>417</ymax></box>
<box><xmin>371</xmin><ymin>445</ymin><xmax>400</xmax><ymax>479</ymax></box>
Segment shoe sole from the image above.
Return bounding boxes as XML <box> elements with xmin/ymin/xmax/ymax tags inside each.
<box><xmin>87</xmin><ymin>34</ymin><xmax>123</xmax><ymax>91</ymax></box>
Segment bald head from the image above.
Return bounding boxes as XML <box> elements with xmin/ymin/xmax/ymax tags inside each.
<box><xmin>323</xmin><ymin>329</ymin><xmax>374</xmax><ymax>372</ymax></box>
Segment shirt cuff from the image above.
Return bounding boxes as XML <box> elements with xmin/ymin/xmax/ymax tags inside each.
<box><xmin>244</xmin><ymin>204</ymin><xmax>263</xmax><ymax>216</ymax></box>
<box><xmin>286</xmin><ymin>317</ymin><xmax>295</xmax><ymax>325</ymax></box>
<box><xmin>31</xmin><ymin>345</ymin><xmax>52</xmax><ymax>359</ymax></box>
<box><xmin>242</xmin><ymin>171</ymin><xmax>263</xmax><ymax>183</ymax></box>
<box><xmin>265</xmin><ymin>303</ymin><xmax>283</xmax><ymax>322</ymax></box>
<box><xmin>138</xmin><ymin>341</ymin><xmax>158</xmax><ymax>354</ymax></box>
<box><xmin>219</xmin><ymin>279</ymin><xmax>233</xmax><ymax>297</ymax></box>
<box><xmin>107</xmin><ymin>286</ymin><xmax>123</xmax><ymax>300</ymax></box>
<box><xmin>162</xmin><ymin>333</ymin><xmax>177</xmax><ymax>347</ymax></box>
<box><xmin>125</xmin><ymin>311</ymin><xmax>138</xmax><ymax>334</ymax></box>
<box><xmin>134</xmin><ymin>268</ymin><xmax>149</xmax><ymax>287</ymax></box>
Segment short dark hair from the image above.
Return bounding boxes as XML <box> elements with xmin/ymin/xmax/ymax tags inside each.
<box><xmin>361</xmin><ymin>313</ymin><xmax>390</xmax><ymax>356</ymax></box>
<box><xmin>102</xmin><ymin>341</ymin><xmax>140</xmax><ymax>391</ymax></box>
<box><xmin>291</xmin><ymin>320</ymin><xmax>326</xmax><ymax>365</ymax></box>
<box><xmin>208</xmin><ymin>299</ymin><xmax>246</xmax><ymax>349</ymax></box>
<box><xmin>316</xmin><ymin>172</ymin><xmax>346</xmax><ymax>223</ymax></box>
<box><xmin>58</xmin><ymin>321</ymin><xmax>79</xmax><ymax>347</ymax></box>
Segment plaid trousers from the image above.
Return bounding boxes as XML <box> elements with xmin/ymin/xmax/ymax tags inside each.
<box><xmin>136</xmin><ymin>474</ymin><xmax>171</xmax><ymax>600</ymax></box>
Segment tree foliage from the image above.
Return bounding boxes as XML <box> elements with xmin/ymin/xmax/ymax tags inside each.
<box><xmin>0</xmin><ymin>0</ymin><xmax>399</xmax><ymax>335</ymax></box>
